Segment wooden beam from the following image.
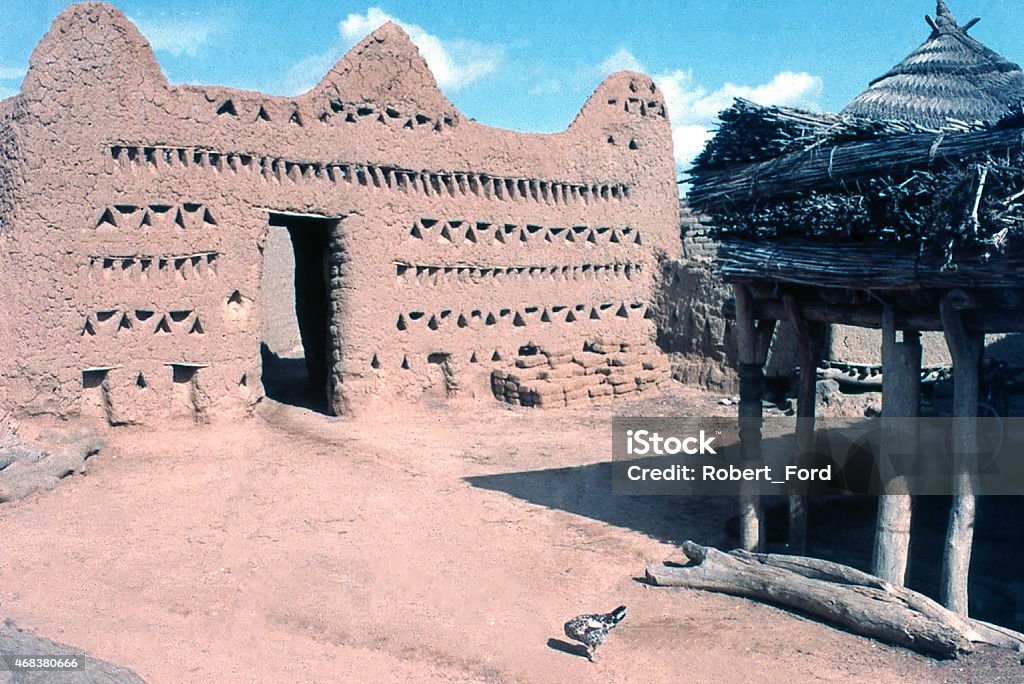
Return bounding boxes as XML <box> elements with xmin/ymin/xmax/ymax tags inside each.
<box><xmin>717</xmin><ymin>238</ymin><xmax>1024</xmax><ymax>291</ymax></box>
<box><xmin>734</xmin><ymin>284</ymin><xmax>768</xmax><ymax>552</ymax></box>
<box><xmin>946</xmin><ymin>289</ymin><xmax>984</xmax><ymax>310</ymax></box>
<box><xmin>873</xmin><ymin>307</ymin><xmax>921</xmax><ymax>586</ymax></box>
<box><xmin>739</xmin><ymin>297</ymin><xmax>1024</xmax><ymax>334</ymax></box>
<box><xmin>939</xmin><ymin>296</ymin><xmax>983</xmax><ymax>616</ymax></box>
<box><xmin>784</xmin><ymin>295</ymin><xmax>822</xmax><ymax>555</ymax></box>
<box><xmin>755</xmin><ymin>318</ymin><xmax>777</xmax><ymax>368</ymax></box>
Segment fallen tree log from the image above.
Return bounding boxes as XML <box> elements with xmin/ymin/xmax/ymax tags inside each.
<box><xmin>646</xmin><ymin>541</ymin><xmax>1024</xmax><ymax>658</ymax></box>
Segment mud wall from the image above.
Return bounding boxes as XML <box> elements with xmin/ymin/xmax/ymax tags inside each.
<box><xmin>651</xmin><ymin>202</ymin><xmax>737</xmax><ymax>391</ymax></box>
<box><xmin>259</xmin><ymin>226</ymin><xmax>303</xmax><ymax>357</ymax></box>
<box><xmin>0</xmin><ymin>3</ymin><xmax>679</xmax><ymax>421</ymax></box>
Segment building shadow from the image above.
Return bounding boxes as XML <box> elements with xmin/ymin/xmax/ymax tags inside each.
<box><xmin>260</xmin><ymin>343</ymin><xmax>330</xmax><ymax>415</ymax></box>
<box><xmin>465</xmin><ymin>461</ymin><xmax>734</xmax><ymax>548</ymax></box>
<box><xmin>466</xmin><ymin>460</ymin><xmax>1024</xmax><ymax>632</ymax></box>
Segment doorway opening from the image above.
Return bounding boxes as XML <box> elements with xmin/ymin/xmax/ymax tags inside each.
<box><xmin>261</xmin><ymin>212</ymin><xmax>339</xmax><ymax>413</ymax></box>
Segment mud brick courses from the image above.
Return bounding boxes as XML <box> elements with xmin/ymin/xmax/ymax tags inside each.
<box><xmin>491</xmin><ymin>339</ymin><xmax>671</xmax><ymax>408</ymax></box>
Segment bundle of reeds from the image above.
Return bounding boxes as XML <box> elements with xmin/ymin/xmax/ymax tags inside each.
<box><xmin>693</xmin><ymin>99</ymin><xmax>841</xmax><ymax>169</ymax></box>
<box><xmin>688</xmin><ymin>99</ymin><xmax>1024</xmax><ymax>255</ymax></box>
<box><xmin>692</xmin><ymin>99</ymin><xmax>973</xmax><ymax>172</ymax></box>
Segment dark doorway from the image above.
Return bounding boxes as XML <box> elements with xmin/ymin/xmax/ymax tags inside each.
<box><xmin>261</xmin><ymin>212</ymin><xmax>337</xmax><ymax>413</ymax></box>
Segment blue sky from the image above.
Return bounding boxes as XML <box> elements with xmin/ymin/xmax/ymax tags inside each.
<box><xmin>2</xmin><ymin>1</ymin><xmax>1024</xmax><ymax>172</ymax></box>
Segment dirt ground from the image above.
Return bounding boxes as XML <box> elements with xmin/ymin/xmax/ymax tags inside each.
<box><xmin>0</xmin><ymin>384</ymin><xmax>1021</xmax><ymax>683</ymax></box>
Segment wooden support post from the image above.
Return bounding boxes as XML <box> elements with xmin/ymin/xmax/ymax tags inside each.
<box><xmin>873</xmin><ymin>306</ymin><xmax>921</xmax><ymax>586</ymax></box>
<box><xmin>754</xmin><ymin>317</ymin><xmax>776</xmax><ymax>547</ymax></box>
<box><xmin>784</xmin><ymin>296</ymin><xmax>823</xmax><ymax>555</ymax></box>
<box><xmin>939</xmin><ymin>296</ymin><xmax>983</xmax><ymax>616</ymax></box>
<box><xmin>734</xmin><ymin>284</ymin><xmax>774</xmax><ymax>552</ymax></box>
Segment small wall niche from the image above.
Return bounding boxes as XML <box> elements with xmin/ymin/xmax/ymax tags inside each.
<box><xmin>82</xmin><ymin>367</ymin><xmax>111</xmax><ymax>389</ymax></box>
<box><xmin>168</xmin><ymin>363</ymin><xmax>210</xmax><ymax>423</ymax></box>
<box><xmin>170</xmin><ymin>363</ymin><xmax>204</xmax><ymax>384</ymax></box>
<box><xmin>426</xmin><ymin>352</ymin><xmax>457</xmax><ymax>398</ymax></box>
<box><xmin>225</xmin><ymin>290</ymin><xmax>252</xmax><ymax>320</ymax></box>
<box><xmin>80</xmin><ymin>366</ymin><xmax>119</xmax><ymax>421</ymax></box>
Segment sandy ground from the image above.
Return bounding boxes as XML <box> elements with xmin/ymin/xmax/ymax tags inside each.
<box><xmin>0</xmin><ymin>385</ymin><xmax>1020</xmax><ymax>683</ymax></box>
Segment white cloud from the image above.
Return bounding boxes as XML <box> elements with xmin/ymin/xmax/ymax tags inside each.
<box><xmin>596</xmin><ymin>49</ymin><xmax>822</xmax><ymax>169</ymax></box>
<box><xmin>338</xmin><ymin>7</ymin><xmax>387</xmax><ymax>39</ymax></box>
<box><xmin>0</xmin><ymin>66</ymin><xmax>26</xmax><ymax>81</ymax></box>
<box><xmin>0</xmin><ymin>66</ymin><xmax>22</xmax><ymax>99</ymax></box>
<box><xmin>282</xmin><ymin>52</ymin><xmax>344</xmax><ymax>95</ymax></box>
<box><xmin>599</xmin><ymin>48</ymin><xmax>645</xmax><ymax>75</ymax></box>
<box><xmin>529</xmin><ymin>78</ymin><xmax>563</xmax><ymax>96</ymax></box>
<box><xmin>670</xmin><ymin>123</ymin><xmax>717</xmax><ymax>172</ymax></box>
<box><xmin>283</xmin><ymin>7</ymin><xmax>503</xmax><ymax>96</ymax></box>
<box><xmin>131</xmin><ymin>14</ymin><xmax>221</xmax><ymax>58</ymax></box>
<box><xmin>657</xmin><ymin>69</ymin><xmax>822</xmax><ymax>167</ymax></box>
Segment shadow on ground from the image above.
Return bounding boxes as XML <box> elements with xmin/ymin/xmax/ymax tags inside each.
<box><xmin>260</xmin><ymin>343</ymin><xmax>330</xmax><ymax>415</ymax></box>
<box><xmin>468</xmin><ymin>462</ymin><xmax>1024</xmax><ymax>633</ymax></box>
<box><xmin>465</xmin><ymin>461</ymin><xmax>734</xmax><ymax>548</ymax></box>
<box><xmin>546</xmin><ymin>638</ymin><xmax>589</xmax><ymax>660</ymax></box>
<box><xmin>798</xmin><ymin>495</ymin><xmax>1024</xmax><ymax>634</ymax></box>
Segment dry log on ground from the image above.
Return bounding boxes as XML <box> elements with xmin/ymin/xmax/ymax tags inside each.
<box><xmin>645</xmin><ymin>541</ymin><xmax>1024</xmax><ymax>658</ymax></box>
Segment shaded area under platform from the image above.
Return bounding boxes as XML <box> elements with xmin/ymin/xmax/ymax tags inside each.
<box><xmin>467</xmin><ymin>462</ymin><xmax>1024</xmax><ymax>633</ymax></box>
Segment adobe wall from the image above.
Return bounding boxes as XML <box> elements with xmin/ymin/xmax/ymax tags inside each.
<box><xmin>827</xmin><ymin>326</ymin><xmax>951</xmax><ymax>368</ymax></box>
<box><xmin>0</xmin><ymin>96</ymin><xmax>24</xmax><ymax>414</ymax></box>
<box><xmin>654</xmin><ymin>202</ymin><xmax>805</xmax><ymax>392</ymax></box>
<box><xmin>652</xmin><ymin>203</ymin><xmax>736</xmax><ymax>391</ymax></box>
<box><xmin>259</xmin><ymin>226</ymin><xmax>303</xmax><ymax>357</ymax></box>
<box><xmin>0</xmin><ymin>3</ymin><xmax>678</xmax><ymax>422</ymax></box>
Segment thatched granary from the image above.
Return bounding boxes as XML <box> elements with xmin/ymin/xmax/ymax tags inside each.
<box><xmin>689</xmin><ymin>1</ymin><xmax>1024</xmax><ymax>617</ymax></box>
<box><xmin>842</xmin><ymin>0</ymin><xmax>1024</xmax><ymax>127</ymax></box>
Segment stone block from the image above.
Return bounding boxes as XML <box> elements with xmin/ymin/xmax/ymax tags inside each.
<box><xmin>515</xmin><ymin>355</ymin><xmax>548</xmax><ymax>369</ymax></box>
<box><xmin>572</xmin><ymin>352</ymin><xmax>607</xmax><ymax>369</ymax></box>
<box><xmin>587</xmin><ymin>340</ymin><xmax>618</xmax><ymax>354</ymax></box>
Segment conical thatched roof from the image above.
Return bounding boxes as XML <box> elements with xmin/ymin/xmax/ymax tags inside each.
<box><xmin>841</xmin><ymin>1</ymin><xmax>1024</xmax><ymax>127</ymax></box>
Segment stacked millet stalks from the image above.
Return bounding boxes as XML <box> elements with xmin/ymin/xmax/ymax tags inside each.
<box><xmin>689</xmin><ymin>99</ymin><xmax>1024</xmax><ymax>260</ymax></box>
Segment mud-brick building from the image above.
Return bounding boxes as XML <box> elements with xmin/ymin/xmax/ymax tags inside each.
<box><xmin>0</xmin><ymin>3</ymin><xmax>678</xmax><ymax>422</ymax></box>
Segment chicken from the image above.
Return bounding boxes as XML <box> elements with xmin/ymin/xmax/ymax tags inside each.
<box><xmin>563</xmin><ymin>605</ymin><xmax>626</xmax><ymax>661</ymax></box>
